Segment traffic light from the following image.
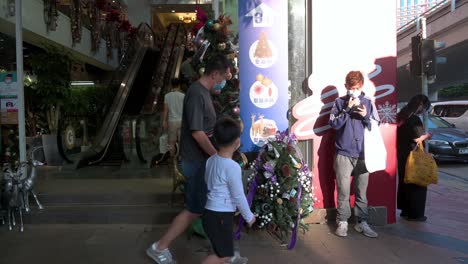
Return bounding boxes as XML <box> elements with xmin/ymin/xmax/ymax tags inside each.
<box><xmin>421</xmin><ymin>39</ymin><xmax>446</xmax><ymax>82</ymax></box>
<box><xmin>410</xmin><ymin>35</ymin><xmax>422</xmax><ymax>77</ymax></box>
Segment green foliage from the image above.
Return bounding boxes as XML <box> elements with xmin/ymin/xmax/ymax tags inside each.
<box><xmin>24</xmin><ymin>78</ymin><xmax>47</xmax><ymax>136</ymax></box>
<box><xmin>28</xmin><ymin>44</ymin><xmax>74</xmax><ymax>134</ymax></box>
<box><xmin>62</xmin><ymin>85</ymin><xmax>114</xmax><ymax>139</ymax></box>
<box><xmin>247</xmin><ymin>132</ymin><xmax>315</xmax><ymax>238</ymax></box>
<box><xmin>439</xmin><ymin>84</ymin><xmax>468</xmax><ymax>98</ymax></box>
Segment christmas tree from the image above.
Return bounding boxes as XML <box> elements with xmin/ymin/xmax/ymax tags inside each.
<box><xmin>191</xmin><ymin>13</ymin><xmax>240</xmax><ymax>121</ymax></box>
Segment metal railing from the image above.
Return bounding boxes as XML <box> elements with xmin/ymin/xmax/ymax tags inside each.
<box><xmin>397</xmin><ymin>0</ymin><xmax>453</xmax><ymax>32</ymax></box>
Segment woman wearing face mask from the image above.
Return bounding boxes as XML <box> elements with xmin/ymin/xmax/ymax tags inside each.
<box><xmin>396</xmin><ymin>94</ymin><xmax>432</xmax><ymax>222</ymax></box>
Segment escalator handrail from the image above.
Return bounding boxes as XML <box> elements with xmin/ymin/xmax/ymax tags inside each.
<box><xmin>87</xmin><ymin>47</ymin><xmax>148</xmax><ymax>165</ymax></box>
<box><xmin>76</xmin><ymin>24</ymin><xmax>156</xmax><ymax>167</ymax></box>
<box><xmin>134</xmin><ymin>24</ymin><xmax>187</xmax><ymax>164</ymax></box>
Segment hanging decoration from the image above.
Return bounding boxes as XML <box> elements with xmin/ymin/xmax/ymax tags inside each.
<box><xmin>104</xmin><ymin>9</ymin><xmax>122</xmax><ymax>60</ymax></box>
<box><xmin>118</xmin><ymin>19</ymin><xmax>132</xmax><ymax>59</ymax></box>
<box><xmin>70</xmin><ymin>0</ymin><xmax>82</xmax><ymax>45</ymax></box>
<box><xmin>191</xmin><ymin>6</ymin><xmax>208</xmax><ymax>37</ymax></box>
<box><xmin>43</xmin><ymin>0</ymin><xmax>59</xmax><ymax>31</ymax></box>
<box><xmin>235</xmin><ymin>130</ymin><xmax>315</xmax><ymax>250</ymax></box>
<box><xmin>83</xmin><ymin>0</ymin><xmax>102</xmax><ymax>52</ymax></box>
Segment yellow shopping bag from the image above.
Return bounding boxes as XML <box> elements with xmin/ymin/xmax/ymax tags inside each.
<box><xmin>404</xmin><ymin>142</ymin><xmax>438</xmax><ymax>187</ymax></box>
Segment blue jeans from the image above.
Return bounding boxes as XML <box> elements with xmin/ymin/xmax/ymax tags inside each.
<box><xmin>181</xmin><ymin>160</ymin><xmax>207</xmax><ymax>214</ymax></box>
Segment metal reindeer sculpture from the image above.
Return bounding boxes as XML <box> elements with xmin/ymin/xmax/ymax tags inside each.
<box><xmin>1</xmin><ymin>147</ymin><xmax>44</xmax><ymax>232</ymax></box>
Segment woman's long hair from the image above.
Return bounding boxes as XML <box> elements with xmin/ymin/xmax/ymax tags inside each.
<box><xmin>397</xmin><ymin>94</ymin><xmax>431</xmax><ymax>125</ymax></box>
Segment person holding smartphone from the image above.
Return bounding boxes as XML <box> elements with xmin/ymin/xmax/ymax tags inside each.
<box><xmin>329</xmin><ymin>71</ymin><xmax>378</xmax><ymax>238</ymax></box>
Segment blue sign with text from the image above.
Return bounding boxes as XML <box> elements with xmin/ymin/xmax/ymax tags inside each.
<box><xmin>238</xmin><ymin>0</ymin><xmax>288</xmax><ymax>152</ymax></box>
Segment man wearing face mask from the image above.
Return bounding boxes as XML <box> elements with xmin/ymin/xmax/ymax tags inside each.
<box><xmin>329</xmin><ymin>71</ymin><xmax>378</xmax><ymax>238</ymax></box>
<box><xmin>147</xmin><ymin>54</ymin><xmax>231</xmax><ymax>264</ymax></box>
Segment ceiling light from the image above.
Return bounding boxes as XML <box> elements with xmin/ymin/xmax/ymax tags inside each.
<box><xmin>179</xmin><ymin>13</ymin><xmax>196</xmax><ymax>24</ymax></box>
<box><xmin>71</xmin><ymin>81</ymin><xmax>95</xmax><ymax>87</ymax></box>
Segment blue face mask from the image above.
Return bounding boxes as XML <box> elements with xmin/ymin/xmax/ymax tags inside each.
<box><xmin>214</xmin><ymin>79</ymin><xmax>226</xmax><ymax>91</ymax></box>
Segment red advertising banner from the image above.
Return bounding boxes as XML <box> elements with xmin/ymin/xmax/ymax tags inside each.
<box><xmin>291</xmin><ymin>0</ymin><xmax>397</xmax><ymax>223</ymax></box>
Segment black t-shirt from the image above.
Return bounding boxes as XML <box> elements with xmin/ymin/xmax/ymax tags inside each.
<box><xmin>180</xmin><ymin>81</ymin><xmax>216</xmax><ymax>161</ymax></box>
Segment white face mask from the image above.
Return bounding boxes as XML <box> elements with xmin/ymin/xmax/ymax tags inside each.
<box><xmin>347</xmin><ymin>90</ymin><xmax>360</xmax><ymax>98</ymax></box>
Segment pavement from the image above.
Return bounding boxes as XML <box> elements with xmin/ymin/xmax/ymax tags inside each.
<box><xmin>0</xmin><ymin>164</ymin><xmax>467</xmax><ymax>264</ymax></box>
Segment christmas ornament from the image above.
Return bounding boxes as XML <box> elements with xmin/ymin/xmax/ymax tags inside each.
<box><xmin>199</xmin><ymin>67</ymin><xmax>205</xmax><ymax>75</ymax></box>
<box><xmin>213</xmin><ymin>23</ymin><xmax>221</xmax><ymax>30</ymax></box>
<box><xmin>217</xmin><ymin>42</ymin><xmax>226</xmax><ymax>50</ymax></box>
<box><xmin>261</xmin><ymin>203</ymin><xmax>272</xmax><ymax>213</ymax></box>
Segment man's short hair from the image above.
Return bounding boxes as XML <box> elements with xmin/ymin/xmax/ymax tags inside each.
<box><xmin>171</xmin><ymin>78</ymin><xmax>180</xmax><ymax>87</ymax></box>
<box><xmin>185</xmin><ymin>51</ymin><xmax>194</xmax><ymax>58</ymax></box>
<box><xmin>204</xmin><ymin>54</ymin><xmax>231</xmax><ymax>76</ymax></box>
<box><xmin>345</xmin><ymin>71</ymin><xmax>364</xmax><ymax>87</ymax></box>
<box><xmin>214</xmin><ymin>117</ymin><xmax>241</xmax><ymax>148</ymax></box>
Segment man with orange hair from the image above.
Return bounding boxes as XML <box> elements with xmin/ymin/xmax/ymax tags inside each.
<box><xmin>329</xmin><ymin>71</ymin><xmax>378</xmax><ymax>238</ymax></box>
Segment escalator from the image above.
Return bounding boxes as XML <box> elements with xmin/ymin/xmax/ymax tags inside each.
<box><xmin>73</xmin><ymin>23</ymin><xmax>186</xmax><ymax>168</ymax></box>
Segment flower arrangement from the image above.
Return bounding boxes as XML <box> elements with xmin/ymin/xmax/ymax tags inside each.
<box><xmin>236</xmin><ymin>130</ymin><xmax>315</xmax><ymax>249</ymax></box>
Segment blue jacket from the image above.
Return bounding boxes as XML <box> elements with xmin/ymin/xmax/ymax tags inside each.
<box><xmin>329</xmin><ymin>94</ymin><xmax>372</xmax><ymax>159</ymax></box>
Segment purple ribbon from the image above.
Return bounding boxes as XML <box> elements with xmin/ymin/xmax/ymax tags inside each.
<box><xmin>287</xmin><ymin>184</ymin><xmax>302</xmax><ymax>250</ymax></box>
<box><xmin>235</xmin><ymin>175</ymin><xmax>258</xmax><ymax>240</ymax></box>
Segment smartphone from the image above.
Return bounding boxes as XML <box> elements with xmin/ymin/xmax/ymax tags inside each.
<box><xmin>351</xmin><ymin>104</ymin><xmax>364</xmax><ymax>112</ymax></box>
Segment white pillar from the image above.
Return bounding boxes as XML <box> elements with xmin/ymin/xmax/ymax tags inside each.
<box><xmin>15</xmin><ymin>0</ymin><xmax>26</xmax><ymax>162</ymax></box>
<box><xmin>213</xmin><ymin>0</ymin><xmax>219</xmax><ymax>18</ymax></box>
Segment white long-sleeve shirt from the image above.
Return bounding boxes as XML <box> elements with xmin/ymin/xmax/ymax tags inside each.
<box><xmin>204</xmin><ymin>154</ymin><xmax>254</xmax><ymax>222</ymax></box>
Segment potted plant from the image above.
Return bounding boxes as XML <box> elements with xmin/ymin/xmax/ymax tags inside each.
<box><xmin>28</xmin><ymin>44</ymin><xmax>73</xmax><ymax>165</ymax></box>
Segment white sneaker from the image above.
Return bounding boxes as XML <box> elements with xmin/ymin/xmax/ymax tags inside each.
<box><xmin>146</xmin><ymin>242</ymin><xmax>176</xmax><ymax>264</ymax></box>
<box><xmin>228</xmin><ymin>255</ymin><xmax>248</xmax><ymax>264</ymax></box>
<box><xmin>354</xmin><ymin>221</ymin><xmax>378</xmax><ymax>238</ymax></box>
<box><xmin>335</xmin><ymin>221</ymin><xmax>348</xmax><ymax>237</ymax></box>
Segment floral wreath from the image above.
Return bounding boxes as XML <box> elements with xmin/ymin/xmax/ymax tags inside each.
<box><xmin>235</xmin><ymin>130</ymin><xmax>315</xmax><ymax>249</ymax></box>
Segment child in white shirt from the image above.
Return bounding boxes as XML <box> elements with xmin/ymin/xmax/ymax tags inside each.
<box><xmin>202</xmin><ymin>117</ymin><xmax>256</xmax><ymax>264</ymax></box>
